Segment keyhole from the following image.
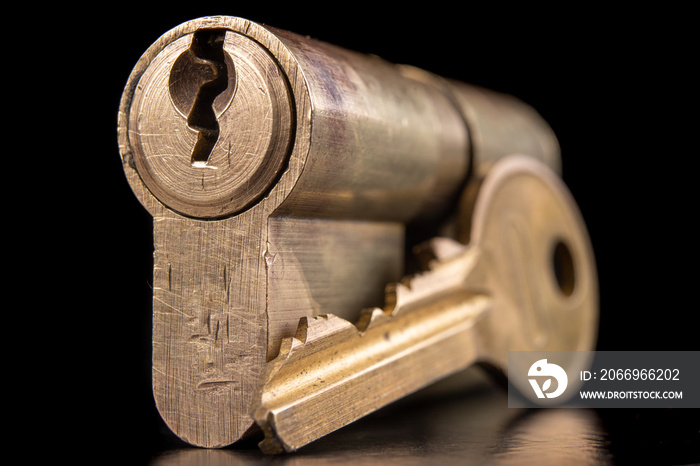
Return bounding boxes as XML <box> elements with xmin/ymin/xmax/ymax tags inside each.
<box><xmin>169</xmin><ymin>29</ymin><xmax>234</xmax><ymax>167</ymax></box>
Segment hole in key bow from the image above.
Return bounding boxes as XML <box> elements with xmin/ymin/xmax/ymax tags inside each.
<box><xmin>169</xmin><ymin>29</ymin><xmax>234</xmax><ymax>167</ymax></box>
<box><xmin>552</xmin><ymin>240</ymin><xmax>576</xmax><ymax>297</ymax></box>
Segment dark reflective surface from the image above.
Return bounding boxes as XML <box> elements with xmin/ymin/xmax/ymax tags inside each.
<box><xmin>123</xmin><ymin>370</ymin><xmax>698</xmax><ymax>466</ymax></box>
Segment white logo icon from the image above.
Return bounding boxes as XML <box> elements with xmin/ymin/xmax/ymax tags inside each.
<box><xmin>528</xmin><ymin>359</ymin><xmax>568</xmax><ymax>399</ymax></box>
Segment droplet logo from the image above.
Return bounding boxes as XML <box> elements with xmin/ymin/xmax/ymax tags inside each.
<box><xmin>528</xmin><ymin>359</ymin><xmax>568</xmax><ymax>398</ymax></box>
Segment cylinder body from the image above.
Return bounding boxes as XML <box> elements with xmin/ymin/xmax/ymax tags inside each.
<box><xmin>266</xmin><ymin>27</ymin><xmax>471</xmax><ymax>223</ymax></box>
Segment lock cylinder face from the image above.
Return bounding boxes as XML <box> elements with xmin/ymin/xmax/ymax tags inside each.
<box><xmin>126</xmin><ymin>27</ymin><xmax>294</xmax><ymax>218</ymax></box>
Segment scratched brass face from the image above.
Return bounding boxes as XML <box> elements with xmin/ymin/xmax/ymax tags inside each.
<box><xmin>127</xmin><ymin>28</ymin><xmax>293</xmax><ymax>218</ymax></box>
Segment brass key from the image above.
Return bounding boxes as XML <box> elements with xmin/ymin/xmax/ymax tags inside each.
<box><xmin>251</xmin><ymin>155</ymin><xmax>597</xmax><ymax>453</ymax></box>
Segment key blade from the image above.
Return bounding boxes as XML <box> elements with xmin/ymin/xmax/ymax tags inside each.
<box><xmin>253</xmin><ymin>298</ymin><xmax>491</xmax><ymax>454</ymax></box>
<box><xmin>251</xmin><ymin>250</ymin><xmax>491</xmax><ymax>454</ymax></box>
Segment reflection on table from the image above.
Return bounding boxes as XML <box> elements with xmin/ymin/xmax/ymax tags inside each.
<box><xmin>145</xmin><ymin>369</ymin><xmax>635</xmax><ymax>465</ymax></box>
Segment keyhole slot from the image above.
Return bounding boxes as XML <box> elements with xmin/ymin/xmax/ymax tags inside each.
<box><xmin>169</xmin><ymin>29</ymin><xmax>233</xmax><ymax>167</ymax></box>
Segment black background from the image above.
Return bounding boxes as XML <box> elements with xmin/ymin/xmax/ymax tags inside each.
<box><xmin>47</xmin><ymin>4</ymin><xmax>697</xmax><ymax>464</ymax></box>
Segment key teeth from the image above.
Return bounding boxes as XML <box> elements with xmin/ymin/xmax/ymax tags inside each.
<box><xmin>356</xmin><ymin>307</ymin><xmax>391</xmax><ymax>332</ymax></box>
<box><xmin>290</xmin><ymin>314</ymin><xmax>357</xmax><ymax>354</ymax></box>
<box><xmin>383</xmin><ymin>282</ymin><xmax>410</xmax><ymax>317</ymax></box>
<box><xmin>413</xmin><ymin>237</ymin><xmax>467</xmax><ymax>269</ymax></box>
<box><xmin>386</xmin><ymin>238</ymin><xmax>477</xmax><ymax>318</ymax></box>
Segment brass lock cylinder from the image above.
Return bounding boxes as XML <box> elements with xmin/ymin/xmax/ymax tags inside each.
<box><xmin>117</xmin><ymin>16</ymin><xmax>563</xmax><ymax>448</ymax></box>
